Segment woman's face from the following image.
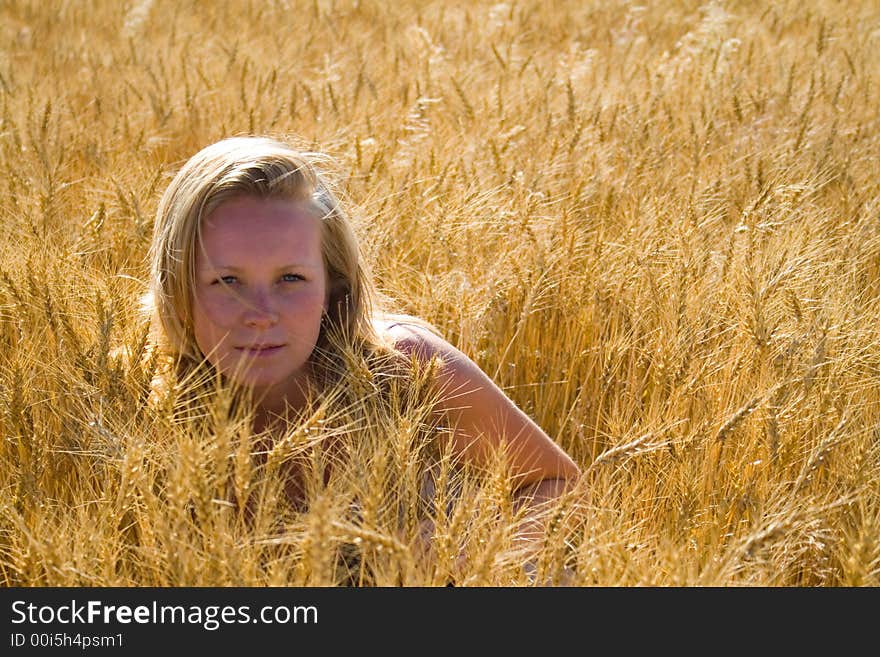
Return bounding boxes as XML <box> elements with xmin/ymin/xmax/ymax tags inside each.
<box><xmin>191</xmin><ymin>196</ymin><xmax>329</xmax><ymax>394</ymax></box>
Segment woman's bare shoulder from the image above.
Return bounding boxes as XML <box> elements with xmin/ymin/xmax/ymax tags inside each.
<box><xmin>370</xmin><ymin>318</ymin><xmax>581</xmax><ymax>484</ymax></box>
<box><xmin>372</xmin><ymin>313</ymin><xmax>453</xmax><ymax>360</ymax></box>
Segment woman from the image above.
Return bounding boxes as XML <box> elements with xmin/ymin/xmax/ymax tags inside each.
<box><xmin>145</xmin><ymin>135</ymin><xmax>581</xmax><ymax>578</ymax></box>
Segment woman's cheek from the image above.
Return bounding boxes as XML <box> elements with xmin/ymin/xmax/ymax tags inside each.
<box><xmin>192</xmin><ymin>294</ymin><xmax>235</xmax><ymax>361</ymax></box>
<box><xmin>198</xmin><ymin>291</ymin><xmax>239</xmax><ymax>329</ymax></box>
<box><xmin>298</xmin><ymin>285</ymin><xmax>328</xmax><ymax>313</ymax></box>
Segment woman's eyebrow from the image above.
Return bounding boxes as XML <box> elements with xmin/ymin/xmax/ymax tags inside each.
<box><xmin>206</xmin><ymin>263</ymin><xmax>319</xmax><ymax>271</ymax></box>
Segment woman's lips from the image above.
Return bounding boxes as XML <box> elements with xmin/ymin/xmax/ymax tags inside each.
<box><xmin>236</xmin><ymin>345</ymin><xmax>285</xmax><ymax>357</ymax></box>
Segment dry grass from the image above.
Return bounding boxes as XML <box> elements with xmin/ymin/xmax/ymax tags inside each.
<box><xmin>1</xmin><ymin>0</ymin><xmax>879</xmax><ymax>586</ymax></box>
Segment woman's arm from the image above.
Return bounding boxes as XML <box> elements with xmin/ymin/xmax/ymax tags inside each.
<box><xmin>386</xmin><ymin>322</ymin><xmax>581</xmax><ymax>553</ymax></box>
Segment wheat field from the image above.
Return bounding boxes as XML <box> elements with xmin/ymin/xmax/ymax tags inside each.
<box><xmin>0</xmin><ymin>0</ymin><xmax>878</xmax><ymax>586</ymax></box>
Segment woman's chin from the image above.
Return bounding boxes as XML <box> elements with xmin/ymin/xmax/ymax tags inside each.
<box><xmin>213</xmin><ymin>354</ymin><xmax>314</xmax><ymax>399</ymax></box>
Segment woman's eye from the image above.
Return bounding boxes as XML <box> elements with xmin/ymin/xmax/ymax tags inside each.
<box><xmin>209</xmin><ymin>274</ymin><xmax>302</xmax><ymax>285</ymax></box>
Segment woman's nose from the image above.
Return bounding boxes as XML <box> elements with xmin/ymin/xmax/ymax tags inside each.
<box><xmin>241</xmin><ymin>292</ymin><xmax>279</xmax><ymax>328</ymax></box>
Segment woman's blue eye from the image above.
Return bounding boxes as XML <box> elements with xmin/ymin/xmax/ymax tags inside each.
<box><xmin>210</xmin><ymin>274</ymin><xmax>302</xmax><ymax>285</ymax></box>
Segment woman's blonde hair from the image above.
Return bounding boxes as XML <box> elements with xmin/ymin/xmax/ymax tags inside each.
<box><xmin>146</xmin><ymin>135</ymin><xmax>381</xmax><ymax>373</ymax></box>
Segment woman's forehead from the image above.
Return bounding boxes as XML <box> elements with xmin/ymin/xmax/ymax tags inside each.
<box><xmin>197</xmin><ymin>197</ymin><xmax>323</xmax><ymax>265</ymax></box>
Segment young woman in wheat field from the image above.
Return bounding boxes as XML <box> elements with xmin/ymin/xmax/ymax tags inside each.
<box><xmin>143</xmin><ymin>135</ymin><xmax>580</xmax><ymax>576</ymax></box>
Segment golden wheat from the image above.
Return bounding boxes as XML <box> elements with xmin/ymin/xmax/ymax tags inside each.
<box><xmin>1</xmin><ymin>0</ymin><xmax>878</xmax><ymax>586</ymax></box>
